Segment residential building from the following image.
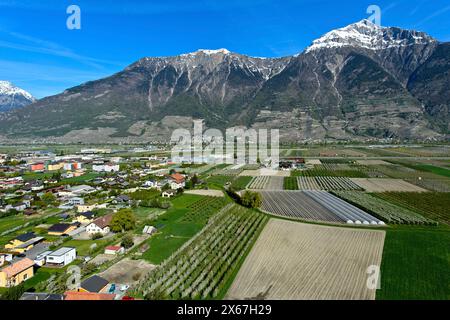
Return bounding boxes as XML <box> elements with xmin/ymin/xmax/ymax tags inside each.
<box><xmin>34</xmin><ymin>251</ymin><xmax>52</xmax><ymax>266</ymax></box>
<box><xmin>47</xmin><ymin>162</ymin><xmax>64</xmax><ymax>171</ymax></box>
<box><xmin>86</xmin><ymin>214</ymin><xmax>113</xmax><ymax>235</ymax></box>
<box><xmin>162</xmin><ymin>189</ymin><xmax>176</xmax><ymax>198</ymax></box>
<box><xmin>0</xmin><ymin>258</ymin><xmax>34</xmax><ymax>287</ymax></box>
<box><xmin>45</xmin><ymin>247</ymin><xmax>76</xmax><ymax>267</ymax></box>
<box><xmin>64</xmin><ymin>291</ymin><xmax>115</xmax><ymax>300</ymax></box>
<box><xmin>30</xmin><ymin>163</ymin><xmax>45</xmax><ymax>172</ymax></box>
<box><xmin>92</xmin><ymin>163</ymin><xmax>120</xmax><ymax>173</ymax></box>
<box><xmin>5</xmin><ymin>232</ymin><xmax>38</xmax><ymax>251</ymax></box>
<box><xmin>73</xmin><ymin>211</ymin><xmax>95</xmax><ymax>224</ymax></box>
<box><xmin>67</xmin><ymin>197</ymin><xmax>85</xmax><ymax>206</ymax></box>
<box><xmin>79</xmin><ymin>275</ymin><xmax>109</xmax><ymax>293</ymax></box>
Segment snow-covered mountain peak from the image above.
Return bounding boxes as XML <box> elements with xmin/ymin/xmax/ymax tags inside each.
<box><xmin>0</xmin><ymin>81</ymin><xmax>35</xmax><ymax>112</ymax></box>
<box><xmin>305</xmin><ymin>19</ymin><xmax>436</xmax><ymax>53</ymax></box>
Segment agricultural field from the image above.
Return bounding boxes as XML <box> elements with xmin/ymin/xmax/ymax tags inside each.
<box><xmin>142</xmin><ymin>194</ymin><xmax>210</xmax><ymax>264</ymax></box>
<box><xmin>206</xmin><ymin>175</ymin><xmax>235</xmax><ymax>186</ymax></box>
<box><xmin>404</xmin><ymin>178</ymin><xmax>450</xmax><ymax>192</ymax></box>
<box><xmin>133</xmin><ymin>204</ymin><xmax>268</xmax><ymax>299</ymax></box>
<box><xmin>283</xmin><ymin>177</ymin><xmax>299</xmax><ymax>190</ymax></box>
<box><xmin>226</xmin><ymin>219</ymin><xmax>385</xmax><ymax>300</ymax></box>
<box><xmin>247</xmin><ymin>176</ymin><xmax>284</xmax><ymax>190</ymax></box>
<box><xmin>294</xmin><ymin>164</ymin><xmax>370</xmax><ymax>178</ymax></box>
<box><xmin>297</xmin><ymin>176</ymin><xmax>363</xmax><ymax>191</ymax></box>
<box><xmin>230</xmin><ymin>176</ymin><xmax>253</xmax><ymax>191</ymax></box>
<box><xmin>373</xmin><ymin>164</ymin><xmax>443</xmax><ymax>180</ymax></box>
<box><xmin>374</xmin><ymin>192</ymin><xmax>450</xmax><ymax>225</ymax></box>
<box><xmin>350</xmin><ymin>178</ymin><xmax>427</xmax><ymax>192</ymax></box>
<box><xmin>333</xmin><ymin>191</ymin><xmax>436</xmax><ymax>225</ymax></box>
<box><xmin>182</xmin><ymin>196</ymin><xmax>228</xmax><ymax>223</ymax></box>
<box><xmin>304</xmin><ymin>191</ymin><xmax>383</xmax><ymax>225</ymax></box>
<box><xmin>377</xmin><ymin>226</ymin><xmax>450</xmax><ymax>300</ymax></box>
<box><xmin>260</xmin><ymin>191</ymin><xmax>382</xmax><ymax>224</ymax></box>
<box><xmin>247</xmin><ymin>176</ymin><xmax>270</xmax><ymax>189</ymax></box>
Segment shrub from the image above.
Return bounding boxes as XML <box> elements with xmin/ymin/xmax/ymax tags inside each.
<box><xmin>91</xmin><ymin>233</ymin><xmax>103</xmax><ymax>240</ymax></box>
<box><xmin>240</xmin><ymin>191</ymin><xmax>262</xmax><ymax>208</ymax></box>
<box><xmin>121</xmin><ymin>233</ymin><xmax>134</xmax><ymax>249</ymax></box>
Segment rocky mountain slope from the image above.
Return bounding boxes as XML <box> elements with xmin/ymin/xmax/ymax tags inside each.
<box><xmin>0</xmin><ymin>20</ymin><xmax>448</xmax><ymax>143</ymax></box>
<box><xmin>0</xmin><ymin>81</ymin><xmax>35</xmax><ymax>112</ymax></box>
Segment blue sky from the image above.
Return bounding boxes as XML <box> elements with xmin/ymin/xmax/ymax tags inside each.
<box><xmin>1</xmin><ymin>0</ymin><xmax>450</xmax><ymax>98</ymax></box>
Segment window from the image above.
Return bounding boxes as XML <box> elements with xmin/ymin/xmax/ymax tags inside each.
<box><xmin>23</xmin><ymin>274</ymin><xmax>28</xmax><ymax>280</ymax></box>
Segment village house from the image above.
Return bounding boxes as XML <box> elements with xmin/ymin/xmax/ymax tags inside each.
<box><xmin>68</xmin><ymin>185</ymin><xmax>96</xmax><ymax>196</ymax></box>
<box><xmin>77</xmin><ymin>203</ymin><xmax>107</xmax><ymax>213</ymax></box>
<box><xmin>47</xmin><ymin>162</ymin><xmax>64</xmax><ymax>171</ymax></box>
<box><xmin>86</xmin><ymin>214</ymin><xmax>113</xmax><ymax>235</ymax></box>
<box><xmin>4</xmin><ymin>232</ymin><xmax>45</xmax><ymax>254</ymax></box>
<box><xmin>45</xmin><ymin>247</ymin><xmax>76</xmax><ymax>267</ymax></box>
<box><xmin>92</xmin><ymin>163</ymin><xmax>120</xmax><ymax>173</ymax></box>
<box><xmin>0</xmin><ymin>258</ymin><xmax>34</xmax><ymax>287</ymax></box>
<box><xmin>112</xmin><ymin>195</ymin><xmax>131</xmax><ymax>206</ymax></box>
<box><xmin>162</xmin><ymin>189</ymin><xmax>176</xmax><ymax>198</ymax></box>
<box><xmin>64</xmin><ymin>291</ymin><xmax>116</xmax><ymax>300</ymax></box>
<box><xmin>169</xmin><ymin>173</ymin><xmax>186</xmax><ymax>189</ymax></box>
<box><xmin>79</xmin><ymin>275</ymin><xmax>109</xmax><ymax>293</ymax></box>
<box><xmin>30</xmin><ymin>162</ymin><xmax>45</xmax><ymax>172</ymax></box>
<box><xmin>73</xmin><ymin>211</ymin><xmax>95</xmax><ymax>224</ymax></box>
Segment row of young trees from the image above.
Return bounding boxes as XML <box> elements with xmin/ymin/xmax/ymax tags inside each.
<box><xmin>133</xmin><ymin>204</ymin><xmax>268</xmax><ymax>300</ymax></box>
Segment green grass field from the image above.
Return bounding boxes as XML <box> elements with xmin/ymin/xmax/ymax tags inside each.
<box><xmin>377</xmin><ymin>226</ymin><xmax>450</xmax><ymax>300</ymax></box>
<box><xmin>230</xmin><ymin>176</ymin><xmax>253</xmax><ymax>191</ymax></box>
<box><xmin>63</xmin><ymin>238</ymin><xmax>113</xmax><ymax>256</ymax></box>
<box><xmin>207</xmin><ymin>175</ymin><xmax>235</xmax><ymax>187</ymax></box>
<box><xmin>411</xmin><ymin>164</ymin><xmax>450</xmax><ymax>178</ymax></box>
<box><xmin>142</xmin><ymin>194</ymin><xmax>207</xmax><ymax>264</ymax></box>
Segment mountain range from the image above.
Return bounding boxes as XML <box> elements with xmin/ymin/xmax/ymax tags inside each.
<box><xmin>0</xmin><ymin>20</ymin><xmax>448</xmax><ymax>143</ymax></box>
<box><xmin>0</xmin><ymin>81</ymin><xmax>35</xmax><ymax>113</ymax></box>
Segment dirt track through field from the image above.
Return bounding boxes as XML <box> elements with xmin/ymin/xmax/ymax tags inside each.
<box><xmin>226</xmin><ymin>219</ymin><xmax>385</xmax><ymax>300</ymax></box>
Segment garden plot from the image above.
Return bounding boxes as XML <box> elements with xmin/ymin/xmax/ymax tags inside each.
<box><xmin>297</xmin><ymin>176</ymin><xmax>363</xmax><ymax>191</ymax></box>
<box><xmin>350</xmin><ymin>178</ymin><xmax>427</xmax><ymax>192</ymax></box>
<box><xmin>304</xmin><ymin>191</ymin><xmax>384</xmax><ymax>225</ymax></box>
<box><xmin>247</xmin><ymin>176</ymin><xmax>270</xmax><ymax>189</ymax></box>
<box><xmin>260</xmin><ymin>191</ymin><xmax>342</xmax><ymax>223</ymax></box>
<box><xmin>226</xmin><ymin>219</ymin><xmax>385</xmax><ymax>300</ymax></box>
